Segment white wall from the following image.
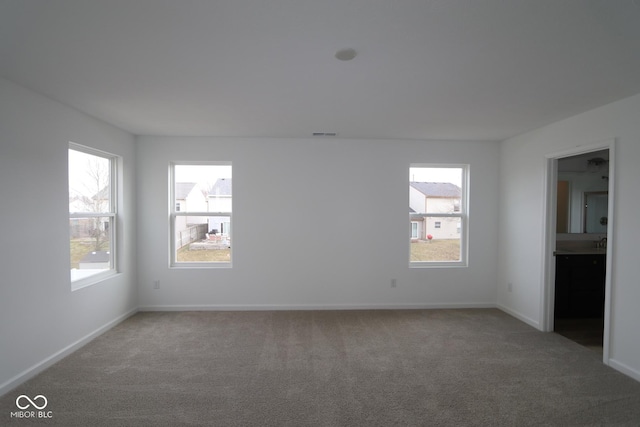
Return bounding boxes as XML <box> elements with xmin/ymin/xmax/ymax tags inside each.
<box><xmin>498</xmin><ymin>92</ymin><xmax>640</xmax><ymax>381</ymax></box>
<box><xmin>0</xmin><ymin>78</ymin><xmax>137</xmax><ymax>394</ymax></box>
<box><xmin>3</xmin><ymin>69</ymin><xmax>637</xmax><ymax>392</ymax></box>
<box><xmin>136</xmin><ymin>137</ymin><xmax>499</xmax><ymax>310</ymax></box>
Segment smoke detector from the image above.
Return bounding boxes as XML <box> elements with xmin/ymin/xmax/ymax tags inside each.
<box><xmin>335</xmin><ymin>48</ymin><xmax>357</xmax><ymax>61</ymax></box>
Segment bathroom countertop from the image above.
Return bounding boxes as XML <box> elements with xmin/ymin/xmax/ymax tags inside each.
<box><xmin>553</xmin><ymin>248</ymin><xmax>607</xmax><ymax>256</ymax></box>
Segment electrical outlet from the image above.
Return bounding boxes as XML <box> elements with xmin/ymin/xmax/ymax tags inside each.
<box><xmin>391</xmin><ymin>279</ymin><xmax>397</xmax><ymax>288</ymax></box>
<box><xmin>507</xmin><ymin>282</ymin><xmax>513</xmax><ymax>292</ymax></box>
<box><xmin>153</xmin><ymin>280</ymin><xmax>160</xmax><ymax>289</ymax></box>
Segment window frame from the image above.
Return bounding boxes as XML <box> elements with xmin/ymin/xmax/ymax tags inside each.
<box><xmin>170</xmin><ymin>161</ymin><xmax>232</xmax><ymax>268</ymax></box>
<box><xmin>409</xmin><ymin>163</ymin><xmax>469</xmax><ymax>268</ymax></box>
<box><xmin>69</xmin><ymin>142</ymin><xmax>118</xmax><ymax>290</ymax></box>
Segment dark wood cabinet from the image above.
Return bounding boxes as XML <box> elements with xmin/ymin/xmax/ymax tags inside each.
<box><xmin>554</xmin><ymin>254</ymin><xmax>605</xmax><ymax>318</ymax></box>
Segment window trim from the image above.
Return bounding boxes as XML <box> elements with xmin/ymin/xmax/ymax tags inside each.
<box><xmin>170</xmin><ymin>161</ymin><xmax>232</xmax><ymax>268</ymax></box>
<box><xmin>69</xmin><ymin>142</ymin><xmax>119</xmax><ymax>290</ymax></box>
<box><xmin>409</xmin><ymin>163</ymin><xmax>469</xmax><ymax>268</ymax></box>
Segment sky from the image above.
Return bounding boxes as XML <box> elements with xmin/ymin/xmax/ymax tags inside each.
<box><xmin>174</xmin><ymin>164</ymin><xmax>232</xmax><ymax>190</ymax></box>
<box><xmin>68</xmin><ymin>148</ymin><xmax>110</xmax><ymax>198</ymax></box>
<box><xmin>410</xmin><ymin>166</ymin><xmax>462</xmax><ymax>187</ymax></box>
<box><xmin>70</xmin><ymin>156</ymin><xmax>457</xmax><ymax>197</ymax></box>
<box><xmin>70</xmin><ymin>153</ymin><xmax>232</xmax><ymax>199</ymax></box>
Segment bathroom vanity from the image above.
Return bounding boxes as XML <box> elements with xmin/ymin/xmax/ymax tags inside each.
<box><xmin>554</xmin><ymin>249</ymin><xmax>606</xmax><ymax>318</ymax></box>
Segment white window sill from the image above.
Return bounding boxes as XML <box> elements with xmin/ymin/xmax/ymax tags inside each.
<box><xmin>170</xmin><ymin>262</ymin><xmax>232</xmax><ymax>269</ymax></box>
<box><xmin>410</xmin><ymin>262</ymin><xmax>468</xmax><ymax>268</ymax></box>
<box><xmin>71</xmin><ymin>269</ymin><xmax>119</xmax><ymax>291</ymax></box>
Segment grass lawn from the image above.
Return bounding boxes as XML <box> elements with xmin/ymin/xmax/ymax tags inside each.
<box><xmin>74</xmin><ymin>239</ymin><xmax>453</xmax><ymax>265</ymax></box>
<box><xmin>410</xmin><ymin>239</ymin><xmax>460</xmax><ymax>262</ymax></box>
<box><xmin>177</xmin><ymin>246</ymin><xmax>230</xmax><ymax>262</ymax></box>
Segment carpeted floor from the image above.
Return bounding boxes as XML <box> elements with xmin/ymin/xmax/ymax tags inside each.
<box><xmin>2</xmin><ymin>309</ymin><xmax>640</xmax><ymax>426</ymax></box>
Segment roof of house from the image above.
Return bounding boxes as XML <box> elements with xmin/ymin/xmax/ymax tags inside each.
<box><xmin>92</xmin><ymin>186</ymin><xmax>110</xmax><ymax>200</ymax></box>
<box><xmin>410</xmin><ymin>182</ymin><xmax>461</xmax><ymax>198</ymax></box>
<box><xmin>80</xmin><ymin>251</ymin><xmax>110</xmax><ymax>263</ymax></box>
<box><xmin>175</xmin><ymin>182</ymin><xmax>198</xmax><ymax>200</ymax></box>
<box><xmin>209</xmin><ymin>178</ymin><xmax>231</xmax><ymax>197</ymax></box>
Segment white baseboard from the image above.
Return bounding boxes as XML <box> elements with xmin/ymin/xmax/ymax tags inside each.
<box><xmin>0</xmin><ymin>308</ymin><xmax>138</xmax><ymax>397</ymax></box>
<box><xmin>138</xmin><ymin>302</ymin><xmax>497</xmax><ymax>311</ymax></box>
<box><xmin>608</xmin><ymin>359</ymin><xmax>640</xmax><ymax>383</ymax></box>
<box><xmin>496</xmin><ymin>304</ymin><xmax>541</xmax><ymax>330</ymax></box>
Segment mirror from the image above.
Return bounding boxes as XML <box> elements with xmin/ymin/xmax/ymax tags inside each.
<box><xmin>584</xmin><ymin>191</ymin><xmax>608</xmax><ymax>233</ymax></box>
<box><xmin>557</xmin><ymin>149</ymin><xmax>609</xmax><ymax>234</ymax></box>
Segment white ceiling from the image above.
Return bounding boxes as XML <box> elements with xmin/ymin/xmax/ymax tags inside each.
<box><xmin>2</xmin><ymin>0</ymin><xmax>640</xmax><ymax>141</ymax></box>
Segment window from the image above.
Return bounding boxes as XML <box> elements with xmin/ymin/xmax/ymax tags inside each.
<box><xmin>409</xmin><ymin>165</ymin><xmax>468</xmax><ymax>266</ymax></box>
<box><xmin>171</xmin><ymin>163</ymin><xmax>232</xmax><ymax>267</ymax></box>
<box><xmin>69</xmin><ymin>144</ymin><xmax>117</xmax><ymax>288</ymax></box>
<box><xmin>411</xmin><ymin>222</ymin><xmax>419</xmax><ymax>239</ymax></box>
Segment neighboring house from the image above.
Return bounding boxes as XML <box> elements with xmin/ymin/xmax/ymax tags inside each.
<box><xmin>69</xmin><ymin>195</ymin><xmax>87</xmax><ymax>213</ymax></box>
<box><xmin>92</xmin><ymin>186</ymin><xmax>110</xmax><ymax>211</ymax></box>
<box><xmin>410</xmin><ymin>182</ymin><xmax>461</xmax><ymax>240</ymax></box>
<box><xmin>175</xmin><ymin>182</ymin><xmax>208</xmax><ymax>212</ymax></box>
<box><xmin>207</xmin><ymin>178</ymin><xmax>231</xmax><ymax>236</ymax></box>
<box><xmin>69</xmin><ymin>195</ymin><xmax>91</xmax><ymax>238</ymax></box>
<box><xmin>68</xmin><ymin>187</ymin><xmax>110</xmax><ymax>239</ymax></box>
<box><xmin>175</xmin><ymin>182</ymin><xmax>208</xmax><ymax>231</ymax></box>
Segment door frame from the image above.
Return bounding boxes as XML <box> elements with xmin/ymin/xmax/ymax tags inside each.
<box><xmin>541</xmin><ymin>139</ymin><xmax>615</xmax><ymax>364</ymax></box>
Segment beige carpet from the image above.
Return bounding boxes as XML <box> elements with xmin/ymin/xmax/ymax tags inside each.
<box><xmin>2</xmin><ymin>309</ymin><xmax>640</xmax><ymax>426</ymax></box>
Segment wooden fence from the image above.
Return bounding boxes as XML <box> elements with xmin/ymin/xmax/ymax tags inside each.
<box><xmin>176</xmin><ymin>223</ymin><xmax>208</xmax><ymax>249</ymax></box>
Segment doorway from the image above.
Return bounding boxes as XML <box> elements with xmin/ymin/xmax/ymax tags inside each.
<box><xmin>543</xmin><ymin>141</ymin><xmax>614</xmax><ymax>363</ymax></box>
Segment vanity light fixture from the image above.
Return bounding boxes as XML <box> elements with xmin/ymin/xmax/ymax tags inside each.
<box><xmin>587</xmin><ymin>157</ymin><xmax>607</xmax><ymax>167</ymax></box>
<box><xmin>587</xmin><ymin>157</ymin><xmax>607</xmax><ymax>172</ymax></box>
